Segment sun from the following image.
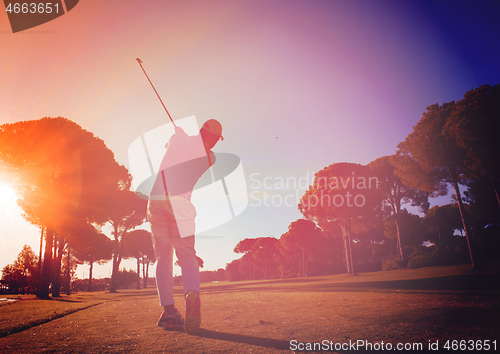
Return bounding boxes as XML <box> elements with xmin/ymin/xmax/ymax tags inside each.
<box><xmin>0</xmin><ymin>183</ymin><xmax>18</xmax><ymax>211</ymax></box>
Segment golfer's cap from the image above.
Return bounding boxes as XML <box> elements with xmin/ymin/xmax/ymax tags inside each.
<box><xmin>201</xmin><ymin>119</ymin><xmax>224</xmax><ymax>140</ymax></box>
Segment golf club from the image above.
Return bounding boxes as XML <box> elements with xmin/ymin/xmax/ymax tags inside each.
<box><xmin>136</xmin><ymin>58</ymin><xmax>176</xmax><ymax>127</ymax></box>
<box><xmin>135</xmin><ymin>58</ymin><xmax>216</xmax><ymax>183</ymax></box>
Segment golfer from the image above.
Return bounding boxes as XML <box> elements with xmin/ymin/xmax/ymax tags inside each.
<box><xmin>147</xmin><ymin>119</ymin><xmax>223</xmax><ymax>334</ymax></box>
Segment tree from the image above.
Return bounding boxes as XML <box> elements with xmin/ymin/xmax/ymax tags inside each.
<box><xmin>392</xmin><ymin>103</ymin><xmax>477</xmax><ymax>269</ymax></box>
<box><xmin>278</xmin><ymin>220</ymin><xmax>325</xmax><ymax>277</ymax></box>
<box><xmin>61</xmin><ymin>247</ymin><xmax>80</xmax><ymax>295</ymax></box>
<box><xmin>252</xmin><ymin>237</ymin><xmax>279</xmax><ymax>279</ymax></box>
<box><xmin>225</xmin><ymin>258</ymin><xmax>245</xmax><ymax>281</ymax></box>
<box><xmin>1</xmin><ymin>245</ymin><xmax>38</xmax><ymax>293</ymax></box>
<box><xmin>0</xmin><ymin>117</ymin><xmax>130</xmax><ymax>298</ymax></box>
<box><xmin>51</xmin><ymin>233</ymin><xmax>67</xmax><ymax>297</ymax></box>
<box><xmin>122</xmin><ymin>229</ymin><xmax>155</xmax><ymax>289</ymax></box>
<box><xmin>446</xmin><ymin>84</ymin><xmax>500</xmax><ymax>209</ymax></box>
<box><xmin>199</xmin><ymin>268</ymin><xmax>225</xmax><ymax>283</ymax></box>
<box><xmin>423</xmin><ymin>204</ymin><xmax>469</xmax><ymax>264</ymax></box>
<box><xmin>464</xmin><ymin>174</ymin><xmax>500</xmax><ymax>228</ymax></box>
<box><xmin>384</xmin><ymin>211</ymin><xmax>425</xmax><ymax>261</ymax></box>
<box><xmin>299</xmin><ymin>163</ymin><xmax>383</xmax><ymax>275</ymax></box>
<box><xmin>369</xmin><ymin>156</ymin><xmax>429</xmax><ymax>264</ymax></box>
<box><xmin>232</xmin><ymin>237</ymin><xmax>280</xmax><ymax>280</ymax></box>
<box><xmin>233</xmin><ymin>238</ymin><xmax>260</xmax><ymax>280</ymax></box>
<box><xmin>70</xmin><ymin>223</ymin><xmax>113</xmax><ymax>292</ymax></box>
<box><xmin>353</xmin><ymin>211</ymin><xmax>387</xmax><ymax>272</ymax></box>
<box><xmin>463</xmin><ymin>175</ymin><xmax>500</xmax><ymax>262</ymax></box>
<box><xmin>108</xmin><ymin>190</ymin><xmax>147</xmax><ymax>293</ymax></box>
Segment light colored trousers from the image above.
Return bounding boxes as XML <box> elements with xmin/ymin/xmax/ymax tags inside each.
<box><xmin>148</xmin><ymin>199</ymin><xmax>200</xmax><ymax>306</ymax></box>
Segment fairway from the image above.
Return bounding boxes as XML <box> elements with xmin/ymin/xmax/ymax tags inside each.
<box><xmin>1</xmin><ymin>264</ymin><xmax>499</xmax><ymax>353</ymax></box>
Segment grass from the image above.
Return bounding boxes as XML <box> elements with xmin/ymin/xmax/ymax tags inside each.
<box><xmin>0</xmin><ymin>263</ymin><xmax>499</xmax><ymax>353</ymax></box>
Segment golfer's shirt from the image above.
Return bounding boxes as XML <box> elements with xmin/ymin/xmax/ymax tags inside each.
<box><xmin>150</xmin><ymin>128</ymin><xmax>215</xmax><ymax>201</ymax></box>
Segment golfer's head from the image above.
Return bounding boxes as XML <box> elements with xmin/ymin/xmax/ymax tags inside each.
<box><xmin>200</xmin><ymin>119</ymin><xmax>223</xmax><ymax>149</ymax></box>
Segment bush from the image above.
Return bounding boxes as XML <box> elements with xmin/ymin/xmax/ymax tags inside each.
<box><xmin>407</xmin><ymin>246</ymin><xmax>440</xmax><ymax>269</ymax></box>
<box><xmin>116</xmin><ymin>269</ymin><xmax>138</xmax><ymax>289</ymax></box>
<box><xmin>382</xmin><ymin>257</ymin><xmax>403</xmax><ymax>271</ymax></box>
<box><xmin>356</xmin><ymin>261</ymin><xmax>382</xmax><ymax>273</ymax></box>
<box><xmin>71</xmin><ymin>278</ymin><xmax>110</xmax><ymax>292</ymax></box>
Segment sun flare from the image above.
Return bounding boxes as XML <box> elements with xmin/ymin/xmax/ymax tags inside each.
<box><xmin>0</xmin><ymin>183</ymin><xmax>18</xmax><ymax>210</ymax></box>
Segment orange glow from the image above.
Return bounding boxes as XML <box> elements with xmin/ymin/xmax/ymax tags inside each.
<box><xmin>0</xmin><ymin>184</ymin><xmax>17</xmax><ymax>211</ymax></box>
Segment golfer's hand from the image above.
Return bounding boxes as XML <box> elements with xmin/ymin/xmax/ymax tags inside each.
<box><xmin>196</xmin><ymin>256</ymin><xmax>204</xmax><ymax>268</ymax></box>
<box><xmin>174</xmin><ymin>126</ymin><xmax>186</xmax><ymax>135</ymax></box>
<box><xmin>208</xmin><ymin>151</ymin><xmax>216</xmax><ymax>166</ymax></box>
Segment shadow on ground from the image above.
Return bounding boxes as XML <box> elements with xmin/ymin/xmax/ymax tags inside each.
<box><xmin>196</xmin><ymin>328</ymin><xmax>290</xmax><ymax>350</ymax></box>
<box><xmin>0</xmin><ymin>302</ymin><xmax>102</xmax><ymax>338</ymax></box>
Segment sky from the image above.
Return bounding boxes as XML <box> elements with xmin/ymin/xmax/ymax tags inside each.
<box><xmin>1</xmin><ymin>0</ymin><xmax>499</xmax><ymax>278</ymax></box>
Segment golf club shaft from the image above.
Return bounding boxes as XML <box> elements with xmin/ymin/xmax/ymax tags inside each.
<box><xmin>136</xmin><ymin>58</ymin><xmax>176</xmax><ymax>127</ymax></box>
<box><xmin>136</xmin><ymin>58</ymin><xmax>215</xmax><ymax>183</ymax></box>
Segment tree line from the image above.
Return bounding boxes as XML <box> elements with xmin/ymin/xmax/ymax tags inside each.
<box><xmin>1</xmin><ymin>84</ymin><xmax>499</xmax><ymax>290</ymax></box>
<box><xmin>0</xmin><ymin>244</ymin><xmax>150</xmax><ymax>294</ymax></box>
<box><xmin>227</xmin><ymin>84</ymin><xmax>500</xmax><ymax>280</ymax></box>
<box><xmin>0</xmin><ymin>118</ymin><xmax>154</xmax><ymax>296</ymax></box>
